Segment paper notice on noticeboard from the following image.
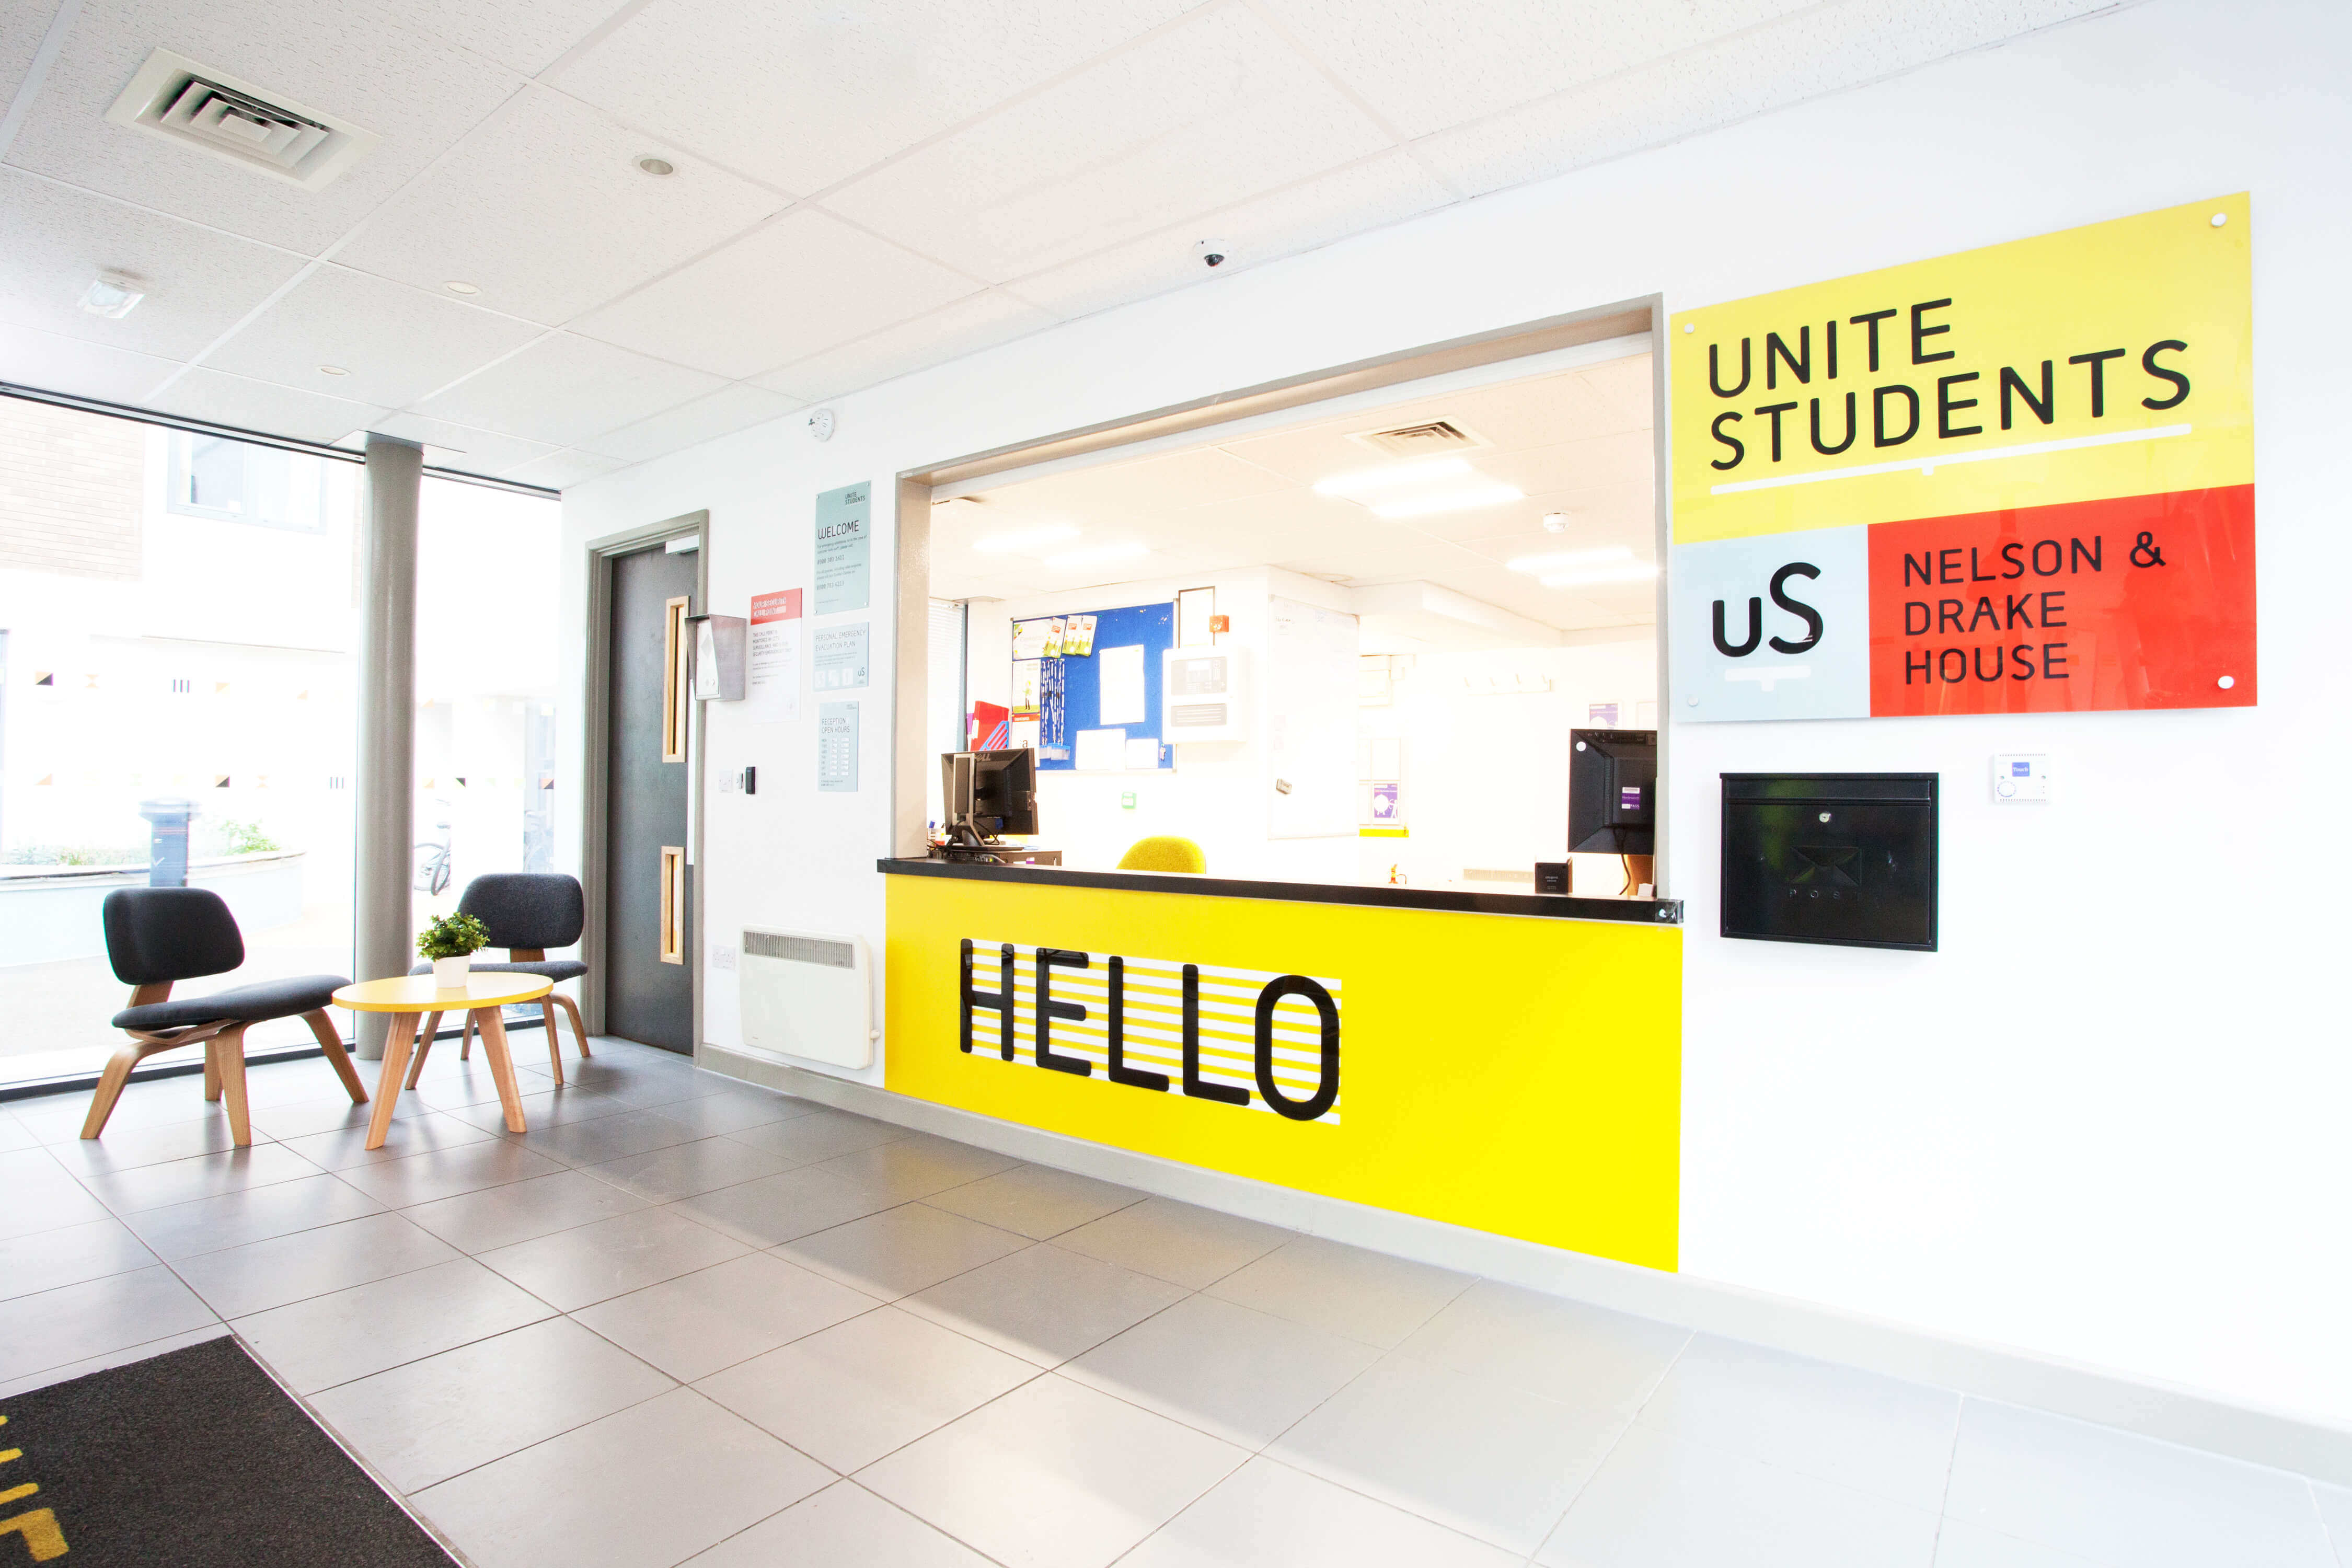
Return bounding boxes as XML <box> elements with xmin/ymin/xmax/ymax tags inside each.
<box><xmin>746</xmin><ymin>589</ymin><xmax>802</xmax><ymax>723</ymax></box>
<box><xmin>1098</xmin><ymin>644</ymin><xmax>1145</xmax><ymax>726</ymax></box>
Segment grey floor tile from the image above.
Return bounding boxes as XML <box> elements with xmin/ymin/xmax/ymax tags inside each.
<box><xmin>233</xmin><ymin>1256</ymin><xmax>554</xmax><ymax>1394</ymax></box>
<box><xmin>311</xmin><ymin>1316</ymin><xmax>675</xmax><ymax>1492</ymax></box>
<box><xmin>1942</xmin><ymin>1398</ymin><xmax>2336</xmax><ymax>1567</ymax></box>
<box><xmin>76</xmin><ymin>1142</ymin><xmax>324</xmax><ymax>1215</ymax></box>
<box><xmin>413</xmin><ymin>1386</ymin><xmax>830</xmax><ymax>1568</ymax></box>
<box><xmin>0</xmin><ymin>1112</ymin><xmax>38</xmax><ymax>1153</ymax></box>
<box><xmin>723</xmin><ymin>1105</ymin><xmax>912</xmax><ymax>1166</ymax></box>
<box><xmin>0</xmin><ymin>1322</ymin><xmax>233</xmax><ymax>1400</ymax></box>
<box><xmin>1540</xmin><ymin>1415</ymin><xmax>1942</xmax><ymax>1567</ymax></box>
<box><xmin>776</xmin><ymin>1202</ymin><xmax>1032</xmax><ymax>1300</ymax></box>
<box><xmin>806</xmin><ymin>1133</ymin><xmax>1021</xmax><ymax>1204</ymax></box>
<box><xmin>1124</xmin><ymin>1455</ymin><xmax>1521</xmax><ymax>1568</ymax></box>
<box><xmin>274</xmin><ymin>1109</ymin><xmax>502</xmax><ymax>1170</ymax></box>
<box><xmin>573</xmin><ymin>1250</ymin><xmax>877</xmax><ymax>1381</ymax></box>
<box><xmin>643</xmin><ymin>1086</ymin><xmax>817</xmax><ymax>1138</ymax></box>
<box><xmin>47</xmin><ymin>1113</ymin><xmax>264</xmax><ymax>1174</ymax></box>
<box><xmin>333</xmin><ymin>1138</ymin><xmax>569</xmax><ymax>1208</ymax></box>
<box><xmin>1931</xmin><ymin>1519</ymin><xmax>2107</xmax><ymax>1566</ymax></box>
<box><xmin>667</xmin><ymin>1164</ymin><xmax>903</xmax><ymax>1247</ymax></box>
<box><xmin>921</xmin><ymin>1162</ymin><xmax>1144</xmax><ymax>1240</ymax></box>
<box><xmin>0</xmin><ymin>1149</ymin><xmax>113</xmax><ymax>1241</ymax></box>
<box><xmin>121</xmin><ymin>1171</ymin><xmax>385</xmax><ymax>1260</ymax></box>
<box><xmin>1052</xmin><ymin>1195</ymin><xmax>1292</xmax><ymax>1289</ymax></box>
<box><xmin>1207</xmin><ymin>1235</ymin><xmax>1471</xmax><ymax>1348</ymax></box>
<box><xmin>1397</xmin><ymin>1280</ymin><xmax>1689</xmax><ymax>1409</ymax></box>
<box><xmin>679</xmin><ymin>1481</ymin><xmax>994</xmax><ymax>1567</ymax></box>
<box><xmin>697</xmin><ymin>1304</ymin><xmax>1036</xmax><ymax>1472</ymax></box>
<box><xmin>402</xmin><ymin>1169</ymin><xmax>653</xmax><ymax>1254</ymax></box>
<box><xmin>1626</xmin><ymin>1333</ymin><xmax>1959</xmax><ymax>1511</ymax></box>
<box><xmin>249</xmin><ymin>1092</ymin><xmax>428</xmax><ymax>1142</ymax></box>
<box><xmin>1064</xmin><ymin>1292</ymin><xmax>1379</xmax><ymax>1449</ymax></box>
<box><xmin>405</xmin><ymin>1057</ymin><xmax>546</xmax><ymax>1111</ymax></box>
<box><xmin>0</xmin><ymin>1263</ymin><xmax>218</xmax><ymax>1380</ymax></box>
<box><xmin>0</xmin><ymin>1215</ymin><xmax>157</xmax><ymax>1302</ymax></box>
<box><xmin>582</xmin><ymin>1135</ymin><xmax>791</xmax><ymax>1203</ymax></box>
<box><xmin>476</xmin><ymin>1206</ymin><xmax>748</xmax><ymax>1311</ymax></box>
<box><xmin>1270</xmin><ymin>1352</ymin><xmax>1637</xmax><ymax>1555</ymax></box>
<box><xmin>900</xmin><ymin>1241</ymin><xmax>1187</xmax><ymax>1367</ymax></box>
<box><xmin>860</xmin><ymin>1373</ymin><xmax>1245</xmax><ymax>1568</ymax></box>
<box><xmin>171</xmin><ymin>1212</ymin><xmax>463</xmax><ymax>1318</ymax></box>
<box><xmin>441</xmin><ymin>1086</ymin><xmax>638</xmax><ymax>1134</ymax></box>
<box><xmin>2315</xmin><ymin>1483</ymin><xmax>2352</xmax><ymax>1564</ymax></box>
<box><xmin>516</xmin><ymin>1106</ymin><xmax>708</xmax><ymax>1168</ymax></box>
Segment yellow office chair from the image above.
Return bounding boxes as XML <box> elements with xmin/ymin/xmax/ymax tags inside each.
<box><xmin>1117</xmin><ymin>836</ymin><xmax>1207</xmax><ymax>874</ymax></box>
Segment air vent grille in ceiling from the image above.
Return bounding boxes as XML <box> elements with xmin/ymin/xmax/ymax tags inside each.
<box><xmin>106</xmin><ymin>49</ymin><xmax>377</xmax><ymax>190</ymax></box>
<box><xmin>1347</xmin><ymin>420</ymin><xmax>1488</xmax><ymax>458</ymax></box>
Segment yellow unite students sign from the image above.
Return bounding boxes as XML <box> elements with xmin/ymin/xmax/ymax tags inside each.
<box><xmin>1667</xmin><ymin>195</ymin><xmax>2255</xmax><ymax>721</ymax></box>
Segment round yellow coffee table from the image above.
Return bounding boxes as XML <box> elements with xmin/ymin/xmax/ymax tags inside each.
<box><xmin>335</xmin><ymin>974</ymin><xmax>554</xmax><ymax>1149</ymax></box>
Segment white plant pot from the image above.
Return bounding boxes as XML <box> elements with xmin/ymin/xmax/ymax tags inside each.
<box><xmin>432</xmin><ymin>954</ymin><xmax>472</xmax><ymax>987</ymax></box>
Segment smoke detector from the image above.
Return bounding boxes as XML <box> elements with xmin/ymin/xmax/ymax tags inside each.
<box><xmin>1345</xmin><ymin>420</ymin><xmax>1489</xmax><ymax>458</ymax></box>
<box><xmin>106</xmin><ymin>49</ymin><xmax>377</xmax><ymax>189</ymax></box>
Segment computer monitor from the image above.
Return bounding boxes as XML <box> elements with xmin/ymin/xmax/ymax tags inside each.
<box><xmin>1567</xmin><ymin>729</ymin><xmax>1656</xmax><ymax>855</ymax></box>
<box><xmin>941</xmin><ymin>748</ymin><xmax>1039</xmax><ymax>847</ymax></box>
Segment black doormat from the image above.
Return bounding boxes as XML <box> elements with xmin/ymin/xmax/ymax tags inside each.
<box><xmin>0</xmin><ymin>1334</ymin><xmax>458</xmax><ymax>1566</ymax></box>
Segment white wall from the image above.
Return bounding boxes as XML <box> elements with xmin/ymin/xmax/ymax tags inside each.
<box><xmin>563</xmin><ymin>0</ymin><xmax>2352</xmax><ymax>1427</ymax></box>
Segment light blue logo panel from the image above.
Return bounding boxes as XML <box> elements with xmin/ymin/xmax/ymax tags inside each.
<box><xmin>1671</xmin><ymin>527</ymin><xmax>1870</xmax><ymax>722</ymax></box>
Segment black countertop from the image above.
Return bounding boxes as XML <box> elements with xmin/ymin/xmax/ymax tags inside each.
<box><xmin>878</xmin><ymin>857</ymin><xmax>1682</xmax><ymax>926</ymax></box>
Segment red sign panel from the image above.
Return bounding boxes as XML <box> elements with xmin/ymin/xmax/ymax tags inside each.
<box><xmin>1867</xmin><ymin>486</ymin><xmax>2255</xmax><ymax>716</ymax></box>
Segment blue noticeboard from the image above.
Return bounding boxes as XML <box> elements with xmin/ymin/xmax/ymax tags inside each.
<box><xmin>1036</xmin><ymin>602</ymin><xmax>1174</xmax><ymax>772</ymax></box>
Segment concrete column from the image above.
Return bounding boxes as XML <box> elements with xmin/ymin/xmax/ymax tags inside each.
<box><xmin>354</xmin><ymin>435</ymin><xmax>422</xmax><ymax>1058</ymax></box>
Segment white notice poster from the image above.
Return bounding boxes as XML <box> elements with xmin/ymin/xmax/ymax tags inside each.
<box><xmin>1074</xmin><ymin>728</ymin><xmax>1125</xmax><ymax>771</ymax></box>
<box><xmin>747</xmin><ymin>589</ymin><xmax>803</xmax><ymax>723</ymax></box>
<box><xmin>1098</xmin><ymin>644</ymin><xmax>1145</xmax><ymax>725</ymax></box>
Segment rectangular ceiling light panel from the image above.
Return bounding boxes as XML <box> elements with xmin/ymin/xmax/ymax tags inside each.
<box><xmin>106</xmin><ymin>49</ymin><xmax>378</xmax><ymax>189</ymax></box>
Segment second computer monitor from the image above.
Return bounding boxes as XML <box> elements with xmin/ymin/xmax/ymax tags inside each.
<box><xmin>942</xmin><ymin>747</ymin><xmax>1039</xmax><ymax>841</ymax></box>
<box><xmin>1567</xmin><ymin>729</ymin><xmax>1656</xmax><ymax>855</ymax></box>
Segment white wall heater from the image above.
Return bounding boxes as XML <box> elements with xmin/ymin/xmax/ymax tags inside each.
<box><xmin>739</xmin><ymin>927</ymin><xmax>874</xmax><ymax>1069</ymax></box>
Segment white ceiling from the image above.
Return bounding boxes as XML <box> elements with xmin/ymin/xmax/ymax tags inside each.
<box><xmin>0</xmin><ymin>0</ymin><xmax>2113</xmax><ymax>488</ymax></box>
<box><xmin>933</xmin><ymin>353</ymin><xmax>1659</xmax><ymax>646</ymax></box>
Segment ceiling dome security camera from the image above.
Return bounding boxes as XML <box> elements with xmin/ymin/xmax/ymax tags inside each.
<box><xmin>1194</xmin><ymin>237</ymin><xmax>1228</xmax><ymax>269</ymax></box>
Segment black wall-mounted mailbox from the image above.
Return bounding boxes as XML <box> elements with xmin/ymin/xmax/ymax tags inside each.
<box><xmin>1721</xmin><ymin>774</ymin><xmax>1938</xmax><ymax>951</ymax></box>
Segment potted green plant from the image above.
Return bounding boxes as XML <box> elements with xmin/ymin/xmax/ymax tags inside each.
<box><xmin>418</xmin><ymin>911</ymin><xmax>490</xmax><ymax>987</ymax></box>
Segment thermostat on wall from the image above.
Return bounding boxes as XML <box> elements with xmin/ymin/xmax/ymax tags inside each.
<box><xmin>1991</xmin><ymin>754</ymin><xmax>2050</xmax><ymax>802</ymax></box>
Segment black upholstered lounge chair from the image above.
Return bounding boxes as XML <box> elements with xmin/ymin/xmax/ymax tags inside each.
<box><xmin>406</xmin><ymin>873</ymin><xmax>592</xmax><ymax>1087</ymax></box>
<box><xmin>84</xmin><ymin>886</ymin><xmax>362</xmax><ymax>1146</ymax></box>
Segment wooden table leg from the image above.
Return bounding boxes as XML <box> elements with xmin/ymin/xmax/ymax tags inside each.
<box><xmin>364</xmin><ymin>1012</ymin><xmax>422</xmax><ymax>1150</ymax></box>
<box><xmin>475</xmin><ymin>1006</ymin><xmax>527</xmax><ymax>1135</ymax></box>
<box><xmin>405</xmin><ymin>1012</ymin><xmax>444</xmax><ymax>1089</ymax></box>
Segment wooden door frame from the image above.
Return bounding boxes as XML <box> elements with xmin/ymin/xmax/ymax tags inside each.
<box><xmin>582</xmin><ymin>510</ymin><xmax>708</xmax><ymax>1043</ymax></box>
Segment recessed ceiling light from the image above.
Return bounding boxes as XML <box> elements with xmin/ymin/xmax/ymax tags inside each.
<box><xmin>1507</xmin><ymin>546</ymin><xmax>1631</xmax><ymax>574</ymax></box>
<box><xmin>1313</xmin><ymin>456</ymin><xmax>1476</xmax><ymax>497</ymax></box>
<box><xmin>78</xmin><ymin>273</ymin><xmax>145</xmax><ymax>319</ymax></box>
<box><xmin>1539</xmin><ymin>562</ymin><xmax>1657</xmax><ymax>589</ymax></box>
<box><xmin>1312</xmin><ymin>455</ymin><xmax>1523</xmax><ymax>518</ymax></box>
<box><xmin>1541</xmin><ymin>511</ymin><xmax>1569</xmax><ymax>533</ymax></box>
<box><xmin>443</xmin><ymin>280</ymin><xmax>479</xmax><ymax>295</ymax></box>
<box><xmin>972</xmin><ymin>525</ymin><xmax>1079</xmax><ymax>555</ymax></box>
<box><xmin>317</xmin><ymin>364</ymin><xmax>349</xmax><ymax>376</ymax></box>
<box><xmin>1042</xmin><ymin>542</ymin><xmax>1149</xmax><ymax>569</ymax></box>
<box><xmin>636</xmin><ymin>155</ymin><xmax>675</xmax><ymax>177</ymax></box>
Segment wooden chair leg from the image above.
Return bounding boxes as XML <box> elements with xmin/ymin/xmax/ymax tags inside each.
<box><xmin>460</xmin><ymin>1011</ymin><xmax>476</xmax><ymax>1060</ymax></box>
<box><xmin>302</xmin><ymin>1009</ymin><xmax>368</xmax><ymax>1104</ymax></box>
<box><xmin>210</xmin><ymin>1025</ymin><xmax>252</xmax><ymax>1147</ymax></box>
<box><xmin>82</xmin><ymin>1046</ymin><xmax>147</xmax><ymax>1139</ymax></box>
<box><xmin>404</xmin><ymin>1012</ymin><xmax>444</xmax><ymax>1089</ymax></box>
<box><xmin>553</xmin><ymin>991</ymin><xmax>590</xmax><ymax>1058</ymax></box>
<box><xmin>203</xmin><ymin>1050</ymin><xmax>223</xmax><ymax>1102</ymax></box>
<box><xmin>539</xmin><ymin>999</ymin><xmax>565</xmax><ymax>1085</ymax></box>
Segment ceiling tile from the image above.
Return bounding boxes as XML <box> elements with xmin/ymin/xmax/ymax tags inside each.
<box><xmin>404</xmin><ymin>0</ymin><xmax>625</xmax><ymax>77</ymax></box>
<box><xmin>1413</xmin><ymin>0</ymin><xmax>2112</xmax><ymax>198</ymax></box>
<box><xmin>204</xmin><ymin>264</ymin><xmax>544</xmax><ymax>410</ymax></box>
<box><xmin>335</xmin><ymin>87</ymin><xmax>788</xmax><ymax>326</ymax></box>
<box><xmin>143</xmin><ymin>365</ymin><xmax>389</xmax><ymax>444</ymax></box>
<box><xmin>0</xmin><ymin>319</ymin><xmax>182</xmax><ymax>404</ymax></box>
<box><xmin>0</xmin><ymin>168</ymin><xmax>309</xmax><ymax>362</ymax></box>
<box><xmin>497</xmin><ymin>447</ymin><xmax>626</xmax><ymax>490</ymax></box>
<box><xmin>556</xmin><ymin>0</ymin><xmax>1211</xmax><ymax>196</ymax></box>
<box><xmin>409</xmin><ymin>330</ymin><xmax>725</xmax><ymax>447</ymax></box>
<box><xmin>571</xmin><ymin>207</ymin><xmax>981</xmax><ymax>379</ymax></box>
<box><xmin>754</xmin><ymin>289</ymin><xmax>1054</xmax><ymax>403</ymax></box>
<box><xmin>365</xmin><ymin>412</ymin><xmax>560</xmax><ymax>476</ymax></box>
<box><xmin>1002</xmin><ymin>147</ymin><xmax>1451</xmax><ymax>320</ymax></box>
<box><xmin>0</xmin><ymin>0</ymin><xmax>55</xmax><ymax>108</ymax></box>
<box><xmin>5</xmin><ymin>0</ymin><xmax>524</xmax><ymax>254</ymax></box>
<box><xmin>826</xmin><ymin>5</ymin><xmax>1390</xmax><ymax>283</ymax></box>
<box><xmin>579</xmin><ymin>382</ymin><xmax>802</xmax><ymax>465</ymax></box>
<box><xmin>1251</xmin><ymin>0</ymin><xmax>1814</xmax><ymax>140</ymax></box>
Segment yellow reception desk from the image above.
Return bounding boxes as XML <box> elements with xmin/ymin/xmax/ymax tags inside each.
<box><xmin>879</xmin><ymin>859</ymin><xmax>1686</xmax><ymax>1272</ymax></box>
